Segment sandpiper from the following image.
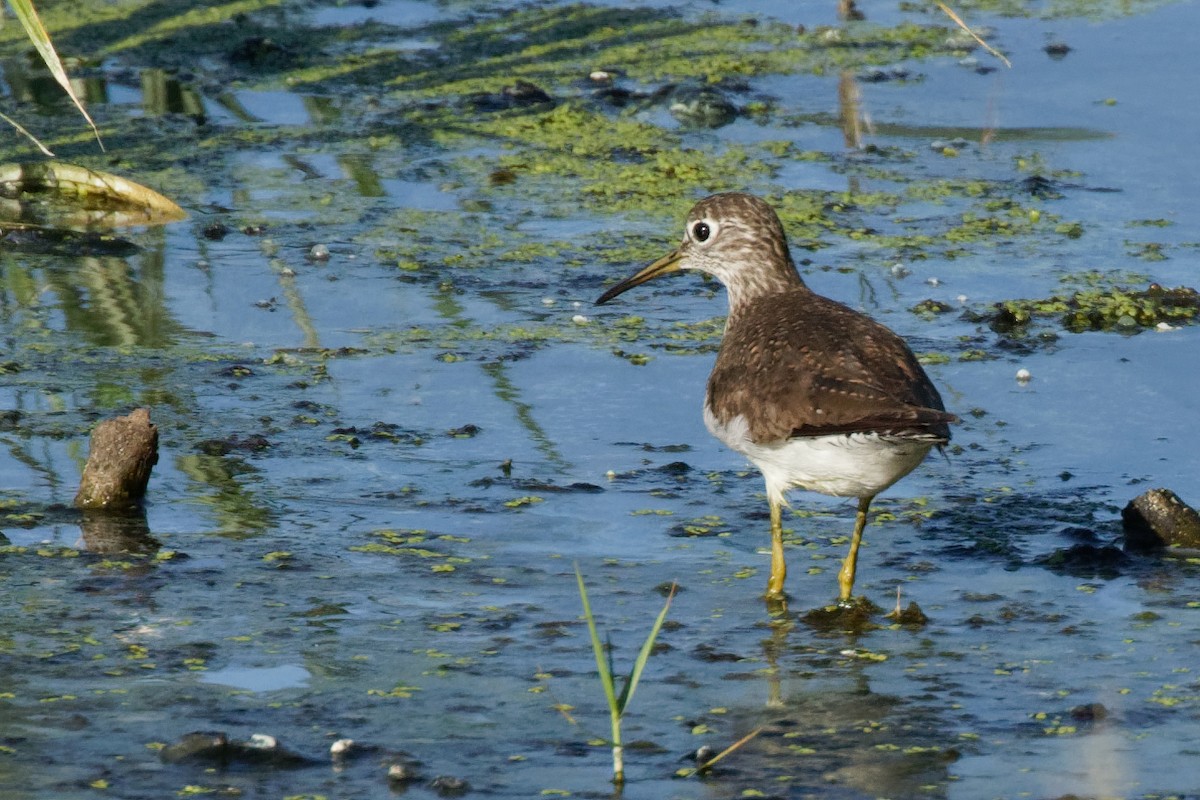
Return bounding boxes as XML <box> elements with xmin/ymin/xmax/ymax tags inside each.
<box><xmin>597</xmin><ymin>192</ymin><xmax>957</xmax><ymax>603</ymax></box>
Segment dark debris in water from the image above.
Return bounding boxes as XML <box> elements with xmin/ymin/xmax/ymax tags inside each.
<box><xmin>928</xmin><ymin>487</ymin><xmax>1122</xmax><ymax>569</ymax></box>
<box><xmin>429</xmin><ymin>775</ymin><xmax>471</xmax><ymax>797</ymax></box>
<box><xmin>801</xmin><ymin>596</ymin><xmax>884</xmax><ymax>633</ymax></box>
<box><xmin>468</xmin><ymin>79</ymin><xmax>555</xmax><ymax>112</ymax></box>
<box><xmin>196</xmin><ymin>434</ymin><xmax>272</xmax><ymax>456</ymax></box>
<box><xmin>0</xmin><ymin>226</ymin><xmax>140</xmax><ymax>257</ymax></box>
<box><xmin>1034</xmin><ymin>541</ymin><xmax>1131</xmax><ymax>579</ymax></box>
<box><xmin>885</xmin><ymin>600</ymin><xmax>929</xmax><ymax>627</ymax></box>
<box><xmin>468</xmin><ymin>475</ymin><xmax>604</xmax><ymax>494</ymax></box>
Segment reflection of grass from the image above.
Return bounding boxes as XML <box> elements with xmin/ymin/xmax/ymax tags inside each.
<box><xmin>574</xmin><ymin>564</ymin><xmax>674</xmax><ymax>787</ymax></box>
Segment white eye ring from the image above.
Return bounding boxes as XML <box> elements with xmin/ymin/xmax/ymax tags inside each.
<box><xmin>689</xmin><ymin>218</ymin><xmax>719</xmax><ymax>244</ymax></box>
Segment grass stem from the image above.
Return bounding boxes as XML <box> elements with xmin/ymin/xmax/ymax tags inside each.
<box><xmin>574</xmin><ymin>564</ymin><xmax>675</xmax><ymax>786</ymax></box>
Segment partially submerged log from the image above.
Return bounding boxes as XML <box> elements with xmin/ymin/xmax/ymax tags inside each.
<box><xmin>74</xmin><ymin>408</ymin><xmax>158</xmax><ymax>511</ymax></box>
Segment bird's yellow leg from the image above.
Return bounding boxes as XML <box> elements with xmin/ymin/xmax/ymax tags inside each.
<box><xmin>837</xmin><ymin>496</ymin><xmax>874</xmax><ymax>604</ymax></box>
<box><xmin>765</xmin><ymin>496</ymin><xmax>787</xmax><ymax>600</ymax></box>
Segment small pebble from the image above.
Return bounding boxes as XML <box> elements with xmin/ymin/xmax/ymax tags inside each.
<box><xmin>309</xmin><ymin>243</ymin><xmax>331</xmax><ymax>261</ymax></box>
<box><xmin>388</xmin><ymin>763</ymin><xmax>414</xmax><ymax>783</ymax></box>
<box><xmin>1016</xmin><ymin>368</ymin><xmax>1032</xmax><ymax>383</ymax></box>
<box><xmin>588</xmin><ymin>70</ymin><xmax>613</xmax><ymax>84</ymax></box>
<box><xmin>572</xmin><ymin>314</ymin><xmax>589</xmax><ymax>325</ymax></box>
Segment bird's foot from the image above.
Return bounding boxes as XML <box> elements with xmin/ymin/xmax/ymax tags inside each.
<box><xmin>762</xmin><ymin>591</ymin><xmax>790</xmax><ymax>617</ymax></box>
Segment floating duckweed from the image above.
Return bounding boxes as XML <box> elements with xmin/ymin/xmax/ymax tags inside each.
<box><xmin>504</xmin><ymin>496</ymin><xmax>545</xmax><ymax>508</ymax></box>
<box><xmin>367</xmin><ymin>684</ymin><xmax>422</xmax><ymax>699</ymax></box>
<box><xmin>985</xmin><ymin>279</ymin><xmax>1200</xmax><ymax>333</ymax></box>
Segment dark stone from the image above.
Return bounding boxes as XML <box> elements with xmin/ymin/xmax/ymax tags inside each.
<box><xmin>201</xmin><ymin>222</ymin><xmax>229</xmax><ymax>240</ymax></box>
<box><xmin>160</xmin><ymin>731</ymin><xmax>230</xmax><ymax>764</ymax></box>
<box><xmin>1020</xmin><ymin>175</ymin><xmax>1063</xmax><ymax>200</ymax></box>
<box><xmin>160</xmin><ymin>731</ymin><xmax>316</xmax><ymax>767</ymax></box>
<box><xmin>666</xmin><ymin>84</ymin><xmax>738</xmax><ymax>129</ymax></box>
<box><xmin>1123</xmin><ymin>488</ymin><xmax>1200</xmax><ymax>550</ymax></box>
<box><xmin>1044</xmin><ymin>41</ymin><xmax>1072</xmax><ymax>59</ymax></box>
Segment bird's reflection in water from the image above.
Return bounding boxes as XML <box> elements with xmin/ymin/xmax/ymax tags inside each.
<box><xmin>693</xmin><ymin>615</ymin><xmax>961</xmax><ymax>798</ymax></box>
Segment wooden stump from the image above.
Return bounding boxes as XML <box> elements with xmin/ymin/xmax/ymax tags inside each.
<box><xmin>74</xmin><ymin>408</ymin><xmax>159</xmax><ymax>511</ymax></box>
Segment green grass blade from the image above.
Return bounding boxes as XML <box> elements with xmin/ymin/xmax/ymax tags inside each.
<box><xmin>574</xmin><ymin>564</ymin><xmax>618</xmax><ymax>715</ymax></box>
<box><xmin>8</xmin><ymin>0</ymin><xmax>104</xmax><ymax>148</ymax></box>
<box><xmin>615</xmin><ymin>582</ymin><xmax>675</xmax><ymax>715</ymax></box>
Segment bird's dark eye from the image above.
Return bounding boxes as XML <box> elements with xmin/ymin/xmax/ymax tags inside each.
<box><xmin>692</xmin><ymin>222</ymin><xmax>711</xmax><ymax>242</ymax></box>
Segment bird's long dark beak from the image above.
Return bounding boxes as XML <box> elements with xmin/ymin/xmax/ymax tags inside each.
<box><xmin>595</xmin><ymin>249</ymin><xmax>685</xmax><ymax>305</ymax></box>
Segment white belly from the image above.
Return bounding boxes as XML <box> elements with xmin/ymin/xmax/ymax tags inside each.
<box><xmin>703</xmin><ymin>408</ymin><xmax>934</xmax><ymax>505</ymax></box>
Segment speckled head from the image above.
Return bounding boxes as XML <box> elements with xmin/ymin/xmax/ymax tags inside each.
<box><xmin>595</xmin><ymin>192</ymin><xmax>806</xmax><ymax>310</ymax></box>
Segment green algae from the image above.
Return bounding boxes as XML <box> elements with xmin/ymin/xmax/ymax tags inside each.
<box><xmin>1</xmin><ymin>0</ymin><xmax>1090</xmax><ymax>285</ymax></box>
<box><xmin>386</xmin><ymin>5</ymin><xmax>971</xmax><ymax>97</ymax></box>
<box><xmin>916</xmin><ymin>0</ymin><xmax>1183</xmax><ymax>20</ymax></box>
<box><xmin>0</xmin><ymin>0</ymin><xmax>285</xmax><ymax>52</ymax></box>
<box><xmin>443</xmin><ymin>102</ymin><xmax>774</xmax><ymax>216</ymax></box>
<box><xmin>985</xmin><ymin>276</ymin><xmax>1200</xmax><ymax>334</ymax></box>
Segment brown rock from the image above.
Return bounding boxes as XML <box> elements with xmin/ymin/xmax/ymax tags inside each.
<box><xmin>1122</xmin><ymin>488</ymin><xmax>1200</xmax><ymax>550</ymax></box>
<box><xmin>73</xmin><ymin>408</ymin><xmax>159</xmax><ymax>510</ymax></box>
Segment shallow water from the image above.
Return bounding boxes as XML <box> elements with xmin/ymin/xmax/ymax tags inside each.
<box><xmin>2</xmin><ymin>1</ymin><xmax>1200</xmax><ymax>798</ymax></box>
